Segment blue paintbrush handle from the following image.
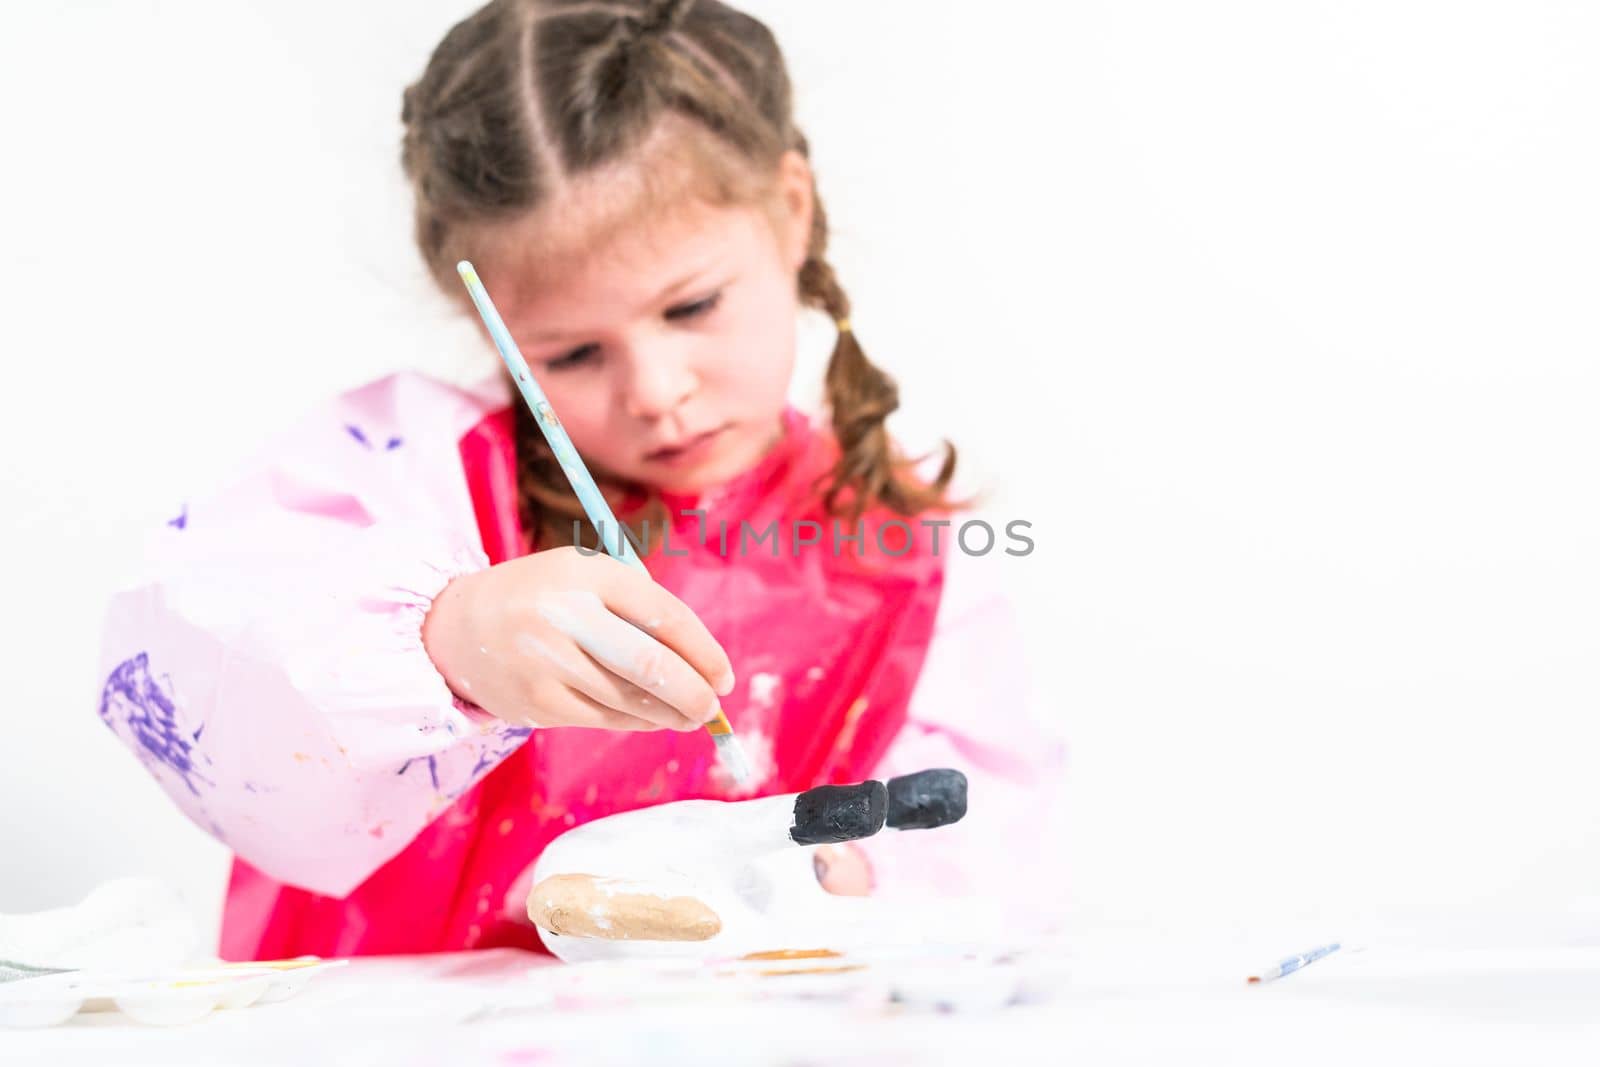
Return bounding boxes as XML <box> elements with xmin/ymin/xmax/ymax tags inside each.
<box><xmin>456</xmin><ymin>261</ymin><xmax>643</xmax><ymax>570</ymax></box>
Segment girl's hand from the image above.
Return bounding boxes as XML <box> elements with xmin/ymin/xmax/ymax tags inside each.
<box><xmin>423</xmin><ymin>547</ymin><xmax>735</xmax><ymax>732</ymax></box>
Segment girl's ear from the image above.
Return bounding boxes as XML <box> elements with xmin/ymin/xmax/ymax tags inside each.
<box><xmin>774</xmin><ymin>150</ymin><xmax>815</xmax><ymax>272</ymax></box>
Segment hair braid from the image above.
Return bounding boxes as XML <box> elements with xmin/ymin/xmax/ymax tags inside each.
<box><xmin>799</xmin><ymin>180</ymin><xmax>960</xmax><ymax>521</ymax></box>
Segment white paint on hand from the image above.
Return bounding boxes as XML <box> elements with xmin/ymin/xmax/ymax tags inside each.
<box><xmin>537</xmin><ymin>591</ymin><xmax>671</xmax><ymax>690</ymax></box>
<box><xmin>514</xmin><ymin>631</ymin><xmax>588</xmax><ymax>680</ymax></box>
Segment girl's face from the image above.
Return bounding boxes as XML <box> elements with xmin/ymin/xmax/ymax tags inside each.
<box><xmin>485</xmin><ymin>152</ymin><xmax>815</xmax><ymax>493</ymax></box>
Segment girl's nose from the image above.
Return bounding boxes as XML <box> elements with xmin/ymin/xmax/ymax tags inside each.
<box><xmin>619</xmin><ymin>338</ymin><xmax>696</xmax><ymax>420</ymax></box>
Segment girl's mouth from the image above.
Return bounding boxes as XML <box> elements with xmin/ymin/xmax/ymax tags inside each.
<box><xmin>645</xmin><ymin>425</ymin><xmax>729</xmax><ymax>467</ymax></box>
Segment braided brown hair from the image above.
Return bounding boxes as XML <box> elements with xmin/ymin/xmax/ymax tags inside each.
<box><xmin>402</xmin><ymin>0</ymin><xmax>959</xmax><ymax>550</ymax></box>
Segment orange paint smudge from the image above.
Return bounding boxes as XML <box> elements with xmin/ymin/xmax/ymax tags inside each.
<box><xmin>830</xmin><ymin>697</ymin><xmax>870</xmax><ymax>759</ymax></box>
<box><xmin>760</xmin><ymin>965</ymin><xmax>866</xmax><ymax>978</ymax></box>
<box><xmin>741</xmin><ymin>948</ymin><xmax>842</xmax><ymax>961</ymax></box>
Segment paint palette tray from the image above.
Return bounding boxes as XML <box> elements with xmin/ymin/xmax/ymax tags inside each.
<box><xmin>0</xmin><ymin>957</ymin><xmax>345</xmax><ymax>1028</ymax></box>
<box><xmin>467</xmin><ymin>943</ymin><xmax>1069</xmax><ymax>1023</ymax></box>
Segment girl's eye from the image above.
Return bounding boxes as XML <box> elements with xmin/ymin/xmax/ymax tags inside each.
<box><xmin>546</xmin><ymin>343</ymin><xmax>599</xmax><ymax>371</ymax></box>
<box><xmin>665</xmin><ymin>291</ymin><xmax>721</xmax><ymax>322</ymax></box>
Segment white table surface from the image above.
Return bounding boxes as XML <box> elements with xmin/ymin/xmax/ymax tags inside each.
<box><xmin>5</xmin><ymin>937</ymin><xmax>1600</xmax><ymax>1066</ymax></box>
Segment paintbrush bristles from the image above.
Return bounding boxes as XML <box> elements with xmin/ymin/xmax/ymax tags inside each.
<box><xmin>712</xmin><ymin>731</ymin><xmax>753</xmax><ymax>785</ymax></box>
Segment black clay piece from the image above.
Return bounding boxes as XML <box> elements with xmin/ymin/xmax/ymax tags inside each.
<box><xmin>790</xmin><ymin>781</ymin><xmax>889</xmax><ymax>845</ymax></box>
<box><xmin>885</xmin><ymin>768</ymin><xmax>968</xmax><ymax>830</ymax></box>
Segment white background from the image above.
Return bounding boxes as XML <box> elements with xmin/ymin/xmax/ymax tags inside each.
<box><xmin>1</xmin><ymin>1</ymin><xmax>1596</xmax><ymax>948</ymax></box>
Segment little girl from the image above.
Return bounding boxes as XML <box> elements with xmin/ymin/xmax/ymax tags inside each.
<box><xmin>99</xmin><ymin>0</ymin><xmax>1064</xmax><ymax>960</ymax></box>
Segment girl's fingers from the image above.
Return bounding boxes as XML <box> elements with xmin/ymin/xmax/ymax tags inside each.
<box><xmin>529</xmin><ymin>684</ymin><xmax>665</xmax><ymax>732</ymax></box>
<box><xmin>512</xmin><ymin>628</ymin><xmax>699</xmax><ymax>731</ymax></box>
<box><xmin>587</xmin><ymin>557</ymin><xmax>736</xmax><ymax>697</ymax></box>
<box><xmin>568</xmin><ymin>658</ymin><xmax>701</xmax><ymax>731</ymax></box>
<box><xmin>534</xmin><ymin>587</ymin><xmax>724</xmax><ymax>724</ymax></box>
<box><xmin>812</xmin><ymin>843</ymin><xmax>875</xmax><ymax>896</ymax></box>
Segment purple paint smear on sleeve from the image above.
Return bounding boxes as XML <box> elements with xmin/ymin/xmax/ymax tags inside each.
<box><xmin>99</xmin><ymin>653</ymin><xmax>214</xmax><ymax>799</ymax></box>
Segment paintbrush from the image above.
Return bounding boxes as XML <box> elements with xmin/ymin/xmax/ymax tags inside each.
<box><xmin>0</xmin><ymin>959</ymin><xmax>75</xmax><ymax>985</ymax></box>
<box><xmin>456</xmin><ymin>260</ymin><xmax>752</xmax><ymax>786</ymax></box>
<box><xmin>1247</xmin><ymin>942</ymin><xmax>1342</xmax><ymax>984</ymax></box>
